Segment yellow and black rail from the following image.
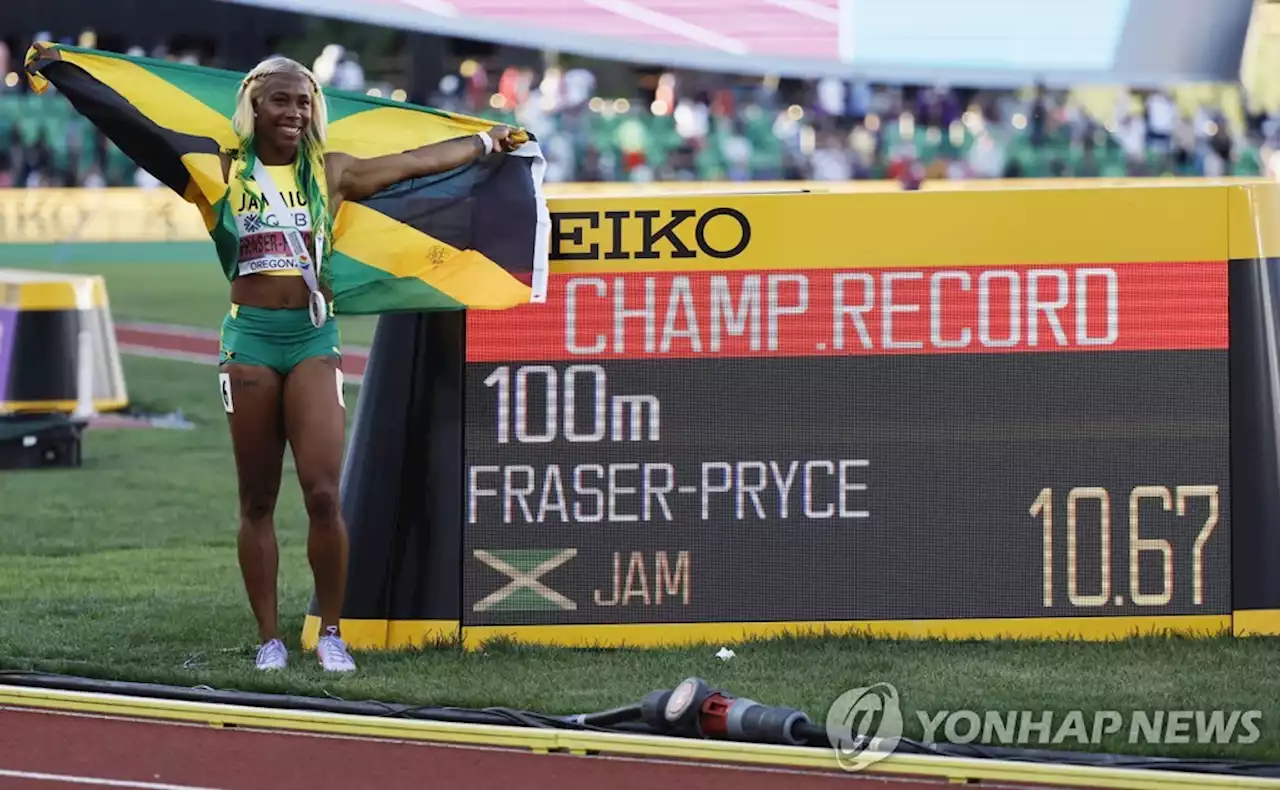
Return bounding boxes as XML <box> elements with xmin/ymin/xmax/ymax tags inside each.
<box><xmin>0</xmin><ymin>269</ymin><xmax>127</xmax><ymax>416</ymax></box>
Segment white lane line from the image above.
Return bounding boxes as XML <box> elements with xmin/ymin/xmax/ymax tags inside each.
<box><xmin>116</xmin><ymin>344</ymin><xmax>221</xmax><ymax>366</ymax></box>
<box><xmin>397</xmin><ymin>0</ymin><xmax>460</xmax><ymax>17</ymax></box>
<box><xmin>116</xmin><ymin>323</ymin><xmax>372</xmax><ymax>357</ymax></box>
<box><xmin>584</xmin><ymin>0</ymin><xmax>749</xmax><ymax>54</ymax></box>
<box><xmin>116</xmin><ymin>323</ymin><xmax>221</xmax><ymax>341</ymax></box>
<box><xmin>114</xmin><ymin>344</ymin><xmax>365</xmax><ymax>385</ymax></box>
<box><xmin>0</xmin><ymin>769</ymin><xmax>224</xmax><ymax>790</ymax></box>
<box><xmin>762</xmin><ymin>0</ymin><xmax>840</xmax><ymax>23</ymax></box>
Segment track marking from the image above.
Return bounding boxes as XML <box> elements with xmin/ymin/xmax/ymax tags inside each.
<box><xmin>0</xmin><ymin>707</ymin><xmax>1025</xmax><ymax>787</ymax></box>
<box><xmin>762</xmin><ymin>0</ymin><xmax>840</xmax><ymax>23</ymax></box>
<box><xmin>399</xmin><ymin>0</ymin><xmax>460</xmax><ymax>17</ymax></box>
<box><xmin>116</xmin><ymin>322</ymin><xmax>371</xmax><ymax>357</ymax></box>
<box><xmin>0</xmin><ymin>769</ymin><xmax>224</xmax><ymax>790</ymax></box>
<box><xmin>2</xmin><ymin>708</ymin><xmax>846</xmax><ymax>779</ymax></box>
<box><xmin>8</xmin><ymin>694</ymin><xmax>1245</xmax><ymax>790</ymax></box>
<box><xmin>113</xmin><ymin>344</ymin><xmax>365</xmax><ymax>385</ymax></box>
<box><xmin>116</xmin><ymin>323</ymin><xmax>222</xmax><ymax>341</ymax></box>
<box><xmin>584</xmin><ymin>0</ymin><xmax>749</xmax><ymax>53</ymax></box>
<box><xmin>116</xmin><ymin>344</ymin><xmax>221</xmax><ymax>366</ymax></box>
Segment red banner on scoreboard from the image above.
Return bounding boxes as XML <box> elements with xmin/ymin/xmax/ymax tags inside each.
<box><xmin>467</xmin><ymin>262</ymin><xmax>1227</xmax><ymax>362</ymax></box>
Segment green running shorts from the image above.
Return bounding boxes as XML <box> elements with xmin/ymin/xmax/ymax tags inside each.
<box><xmin>217</xmin><ymin>302</ymin><xmax>341</xmax><ymax>376</ymax></box>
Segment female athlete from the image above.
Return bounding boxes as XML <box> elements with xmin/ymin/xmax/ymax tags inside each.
<box><xmin>23</xmin><ymin>44</ymin><xmax>522</xmax><ymax>673</ymax></box>
<box><xmin>215</xmin><ymin>56</ymin><xmax>520</xmax><ymax>673</ymax></box>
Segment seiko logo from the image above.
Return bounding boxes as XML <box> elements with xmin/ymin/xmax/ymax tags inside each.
<box><xmin>551</xmin><ymin>208</ymin><xmax>752</xmax><ymax>261</ymax></box>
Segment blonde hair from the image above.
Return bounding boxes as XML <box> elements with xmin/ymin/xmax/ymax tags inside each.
<box><xmin>230</xmin><ymin>57</ymin><xmax>334</xmax><ymax>277</ymax></box>
<box><xmin>231</xmin><ymin>56</ymin><xmax>328</xmax><ymax>146</ymax></box>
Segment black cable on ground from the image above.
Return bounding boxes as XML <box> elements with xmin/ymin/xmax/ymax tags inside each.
<box><xmin>2</xmin><ymin>670</ymin><xmax>1278</xmax><ymax>778</ymax></box>
<box><xmin>563</xmin><ymin>704</ymin><xmax>644</xmax><ymax>728</ymax></box>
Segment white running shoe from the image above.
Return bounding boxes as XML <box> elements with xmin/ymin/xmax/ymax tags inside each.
<box><xmin>255</xmin><ymin>638</ymin><xmax>288</xmax><ymax>671</ymax></box>
<box><xmin>316</xmin><ymin>626</ymin><xmax>356</xmax><ymax>673</ymax></box>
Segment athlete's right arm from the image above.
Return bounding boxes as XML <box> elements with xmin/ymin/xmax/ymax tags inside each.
<box><xmin>327</xmin><ymin>125</ymin><xmax>523</xmax><ymax>203</ymax></box>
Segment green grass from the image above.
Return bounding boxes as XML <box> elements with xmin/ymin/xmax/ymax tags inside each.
<box><xmin>2</xmin><ymin>257</ymin><xmax>1280</xmax><ymax>767</ymax></box>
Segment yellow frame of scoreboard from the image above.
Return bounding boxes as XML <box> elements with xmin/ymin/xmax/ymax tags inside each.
<box><xmin>302</xmin><ymin>179</ymin><xmax>1280</xmax><ymax>650</ymax></box>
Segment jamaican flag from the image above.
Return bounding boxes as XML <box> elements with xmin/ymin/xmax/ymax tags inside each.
<box><xmin>24</xmin><ymin>43</ymin><xmax>549</xmax><ymax>313</ymax></box>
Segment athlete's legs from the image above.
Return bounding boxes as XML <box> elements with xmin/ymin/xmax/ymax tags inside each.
<box><xmin>281</xmin><ymin>355</ymin><xmax>348</xmax><ymax>636</ymax></box>
<box><xmin>220</xmin><ymin>362</ymin><xmax>287</xmax><ymax>644</ymax></box>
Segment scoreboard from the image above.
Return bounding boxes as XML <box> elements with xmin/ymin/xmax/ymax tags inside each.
<box><xmin>461</xmin><ymin>247</ymin><xmax>1232</xmax><ymax>632</ymax></box>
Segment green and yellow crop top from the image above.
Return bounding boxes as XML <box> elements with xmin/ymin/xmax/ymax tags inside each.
<box><xmin>223</xmin><ymin>160</ymin><xmax>313</xmax><ymax>279</ymax></box>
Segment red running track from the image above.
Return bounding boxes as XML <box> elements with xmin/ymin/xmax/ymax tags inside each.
<box><xmin>0</xmin><ymin>706</ymin><xmax>1084</xmax><ymax>790</ymax></box>
<box><xmin>113</xmin><ymin>323</ymin><xmax>369</xmax><ymax>381</ymax></box>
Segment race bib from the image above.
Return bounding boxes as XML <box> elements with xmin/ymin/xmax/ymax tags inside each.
<box><xmin>219</xmin><ymin>372</ymin><xmax>234</xmax><ymax>413</ymax></box>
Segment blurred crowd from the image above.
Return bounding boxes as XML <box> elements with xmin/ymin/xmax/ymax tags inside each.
<box><xmin>432</xmin><ymin>64</ymin><xmax>1272</xmax><ymax>185</ymax></box>
<box><xmin>1</xmin><ymin>36</ymin><xmax>1277</xmax><ymax>190</ymax></box>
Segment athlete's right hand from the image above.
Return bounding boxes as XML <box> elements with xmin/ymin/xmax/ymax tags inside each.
<box><xmin>489</xmin><ymin>125</ymin><xmax>528</xmax><ymax>151</ymax></box>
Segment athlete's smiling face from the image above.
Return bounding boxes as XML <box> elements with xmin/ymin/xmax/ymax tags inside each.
<box><xmin>254</xmin><ymin>73</ymin><xmax>313</xmax><ymax>154</ymax></box>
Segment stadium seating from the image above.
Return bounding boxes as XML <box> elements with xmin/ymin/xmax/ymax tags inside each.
<box><xmin>0</xmin><ymin>76</ymin><xmax>1268</xmax><ymax>187</ymax></box>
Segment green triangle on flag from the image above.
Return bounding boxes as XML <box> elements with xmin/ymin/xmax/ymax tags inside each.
<box><xmin>472</xmin><ymin>548</ymin><xmax>577</xmax><ymax>612</ymax></box>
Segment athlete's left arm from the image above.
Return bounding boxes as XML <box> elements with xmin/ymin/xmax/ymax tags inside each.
<box><xmin>329</xmin><ymin>125</ymin><xmax>522</xmax><ymax>203</ymax></box>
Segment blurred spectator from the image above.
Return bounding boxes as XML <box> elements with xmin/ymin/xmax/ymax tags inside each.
<box><xmin>811</xmin><ymin>132</ymin><xmax>851</xmax><ymax>181</ymax></box>
<box><xmin>82</xmin><ymin>164</ymin><xmax>106</xmax><ymax>189</ymax></box>
<box><xmin>333</xmin><ymin>52</ymin><xmax>365</xmax><ymax>92</ymax></box>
